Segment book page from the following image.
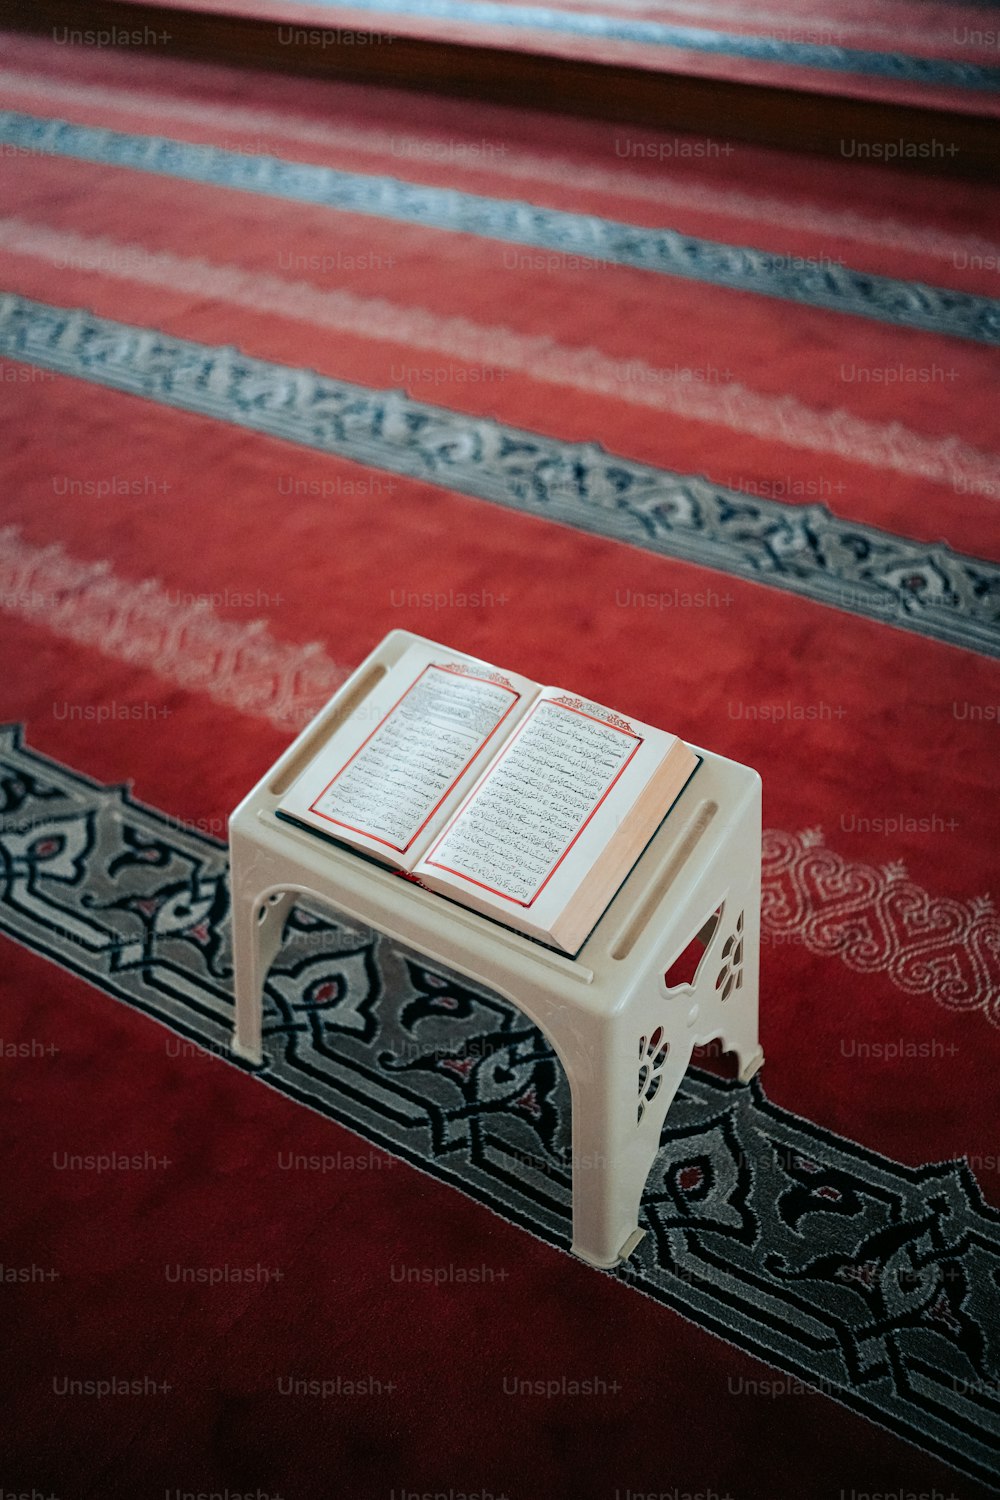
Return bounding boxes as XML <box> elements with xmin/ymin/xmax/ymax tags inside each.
<box><xmin>306</xmin><ymin>664</ymin><xmax>523</xmax><ymax>856</ymax></box>
<box><xmin>421</xmin><ymin>697</ymin><xmax>643</xmax><ymax>905</ymax></box>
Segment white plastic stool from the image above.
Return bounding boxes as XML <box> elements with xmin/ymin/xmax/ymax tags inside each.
<box><xmin>229</xmin><ymin>630</ymin><xmax>764</xmax><ymax>1269</ymax></box>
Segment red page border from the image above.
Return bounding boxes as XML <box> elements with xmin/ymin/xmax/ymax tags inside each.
<box><xmin>423</xmin><ymin>699</ymin><xmax>644</xmax><ymax>907</ymax></box>
<box><xmin>307</xmin><ymin>663</ymin><xmax>521</xmax><ymax>854</ymax></box>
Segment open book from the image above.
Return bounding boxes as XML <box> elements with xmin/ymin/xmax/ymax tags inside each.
<box><xmin>276</xmin><ymin>640</ymin><xmax>699</xmax><ymax>954</ymax></box>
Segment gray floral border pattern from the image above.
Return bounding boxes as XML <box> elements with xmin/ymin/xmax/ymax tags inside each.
<box><xmin>0</xmin><ymin>726</ymin><xmax>997</xmax><ymax>1489</ymax></box>
<box><xmin>1</xmin><ymin>110</ymin><xmax>999</xmax><ymax>345</ymax></box>
<box><xmin>1</xmin><ymin>291</ymin><xmax>998</xmax><ymax>659</ymax></box>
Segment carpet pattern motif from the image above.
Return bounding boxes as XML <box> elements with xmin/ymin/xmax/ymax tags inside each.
<box><xmin>3</xmin><ymin>111</ymin><xmax>1000</xmax><ymax>342</ymax></box>
<box><xmin>2</xmin><ymin>293</ymin><xmax>998</xmax><ymax>658</ymax></box>
<box><xmin>761</xmin><ymin>828</ymin><xmax>1000</xmax><ymax>1026</ymax></box>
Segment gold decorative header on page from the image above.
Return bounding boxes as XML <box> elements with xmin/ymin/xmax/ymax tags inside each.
<box><xmin>549</xmin><ymin>696</ymin><xmax>636</xmax><ymax>735</ymax></box>
<box><xmin>435</xmin><ymin>662</ymin><xmax>518</xmax><ymax>691</ymax></box>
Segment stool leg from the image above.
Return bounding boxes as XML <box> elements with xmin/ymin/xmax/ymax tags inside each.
<box><xmin>233</xmin><ymin>887</ymin><xmax>295</xmax><ymax>1064</ymax></box>
<box><xmin>568</xmin><ymin>1095</ymin><xmax>638</xmax><ymax>1268</ymax></box>
<box><xmin>567</xmin><ymin>1024</ymin><xmax>690</xmax><ymax>1269</ymax></box>
<box><xmin>231</xmin><ymin>887</ymin><xmax>266</xmax><ymax>1065</ymax></box>
<box><xmin>705</xmin><ymin>885</ymin><xmax>764</xmax><ymax>1083</ymax></box>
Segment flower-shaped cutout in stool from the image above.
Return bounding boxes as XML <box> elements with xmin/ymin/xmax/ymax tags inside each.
<box><xmin>716</xmin><ymin>910</ymin><xmax>745</xmax><ymax>1001</ymax></box>
<box><xmin>637</xmin><ymin>1026</ymin><xmax>670</xmax><ymax>1123</ymax></box>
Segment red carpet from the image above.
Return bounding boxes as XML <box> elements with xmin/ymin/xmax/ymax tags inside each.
<box><xmin>105</xmin><ymin>0</ymin><xmax>1000</xmax><ymax>115</ymax></box>
<box><xmin>0</xmin><ymin>31</ymin><xmax>998</xmax><ymax>1499</ymax></box>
